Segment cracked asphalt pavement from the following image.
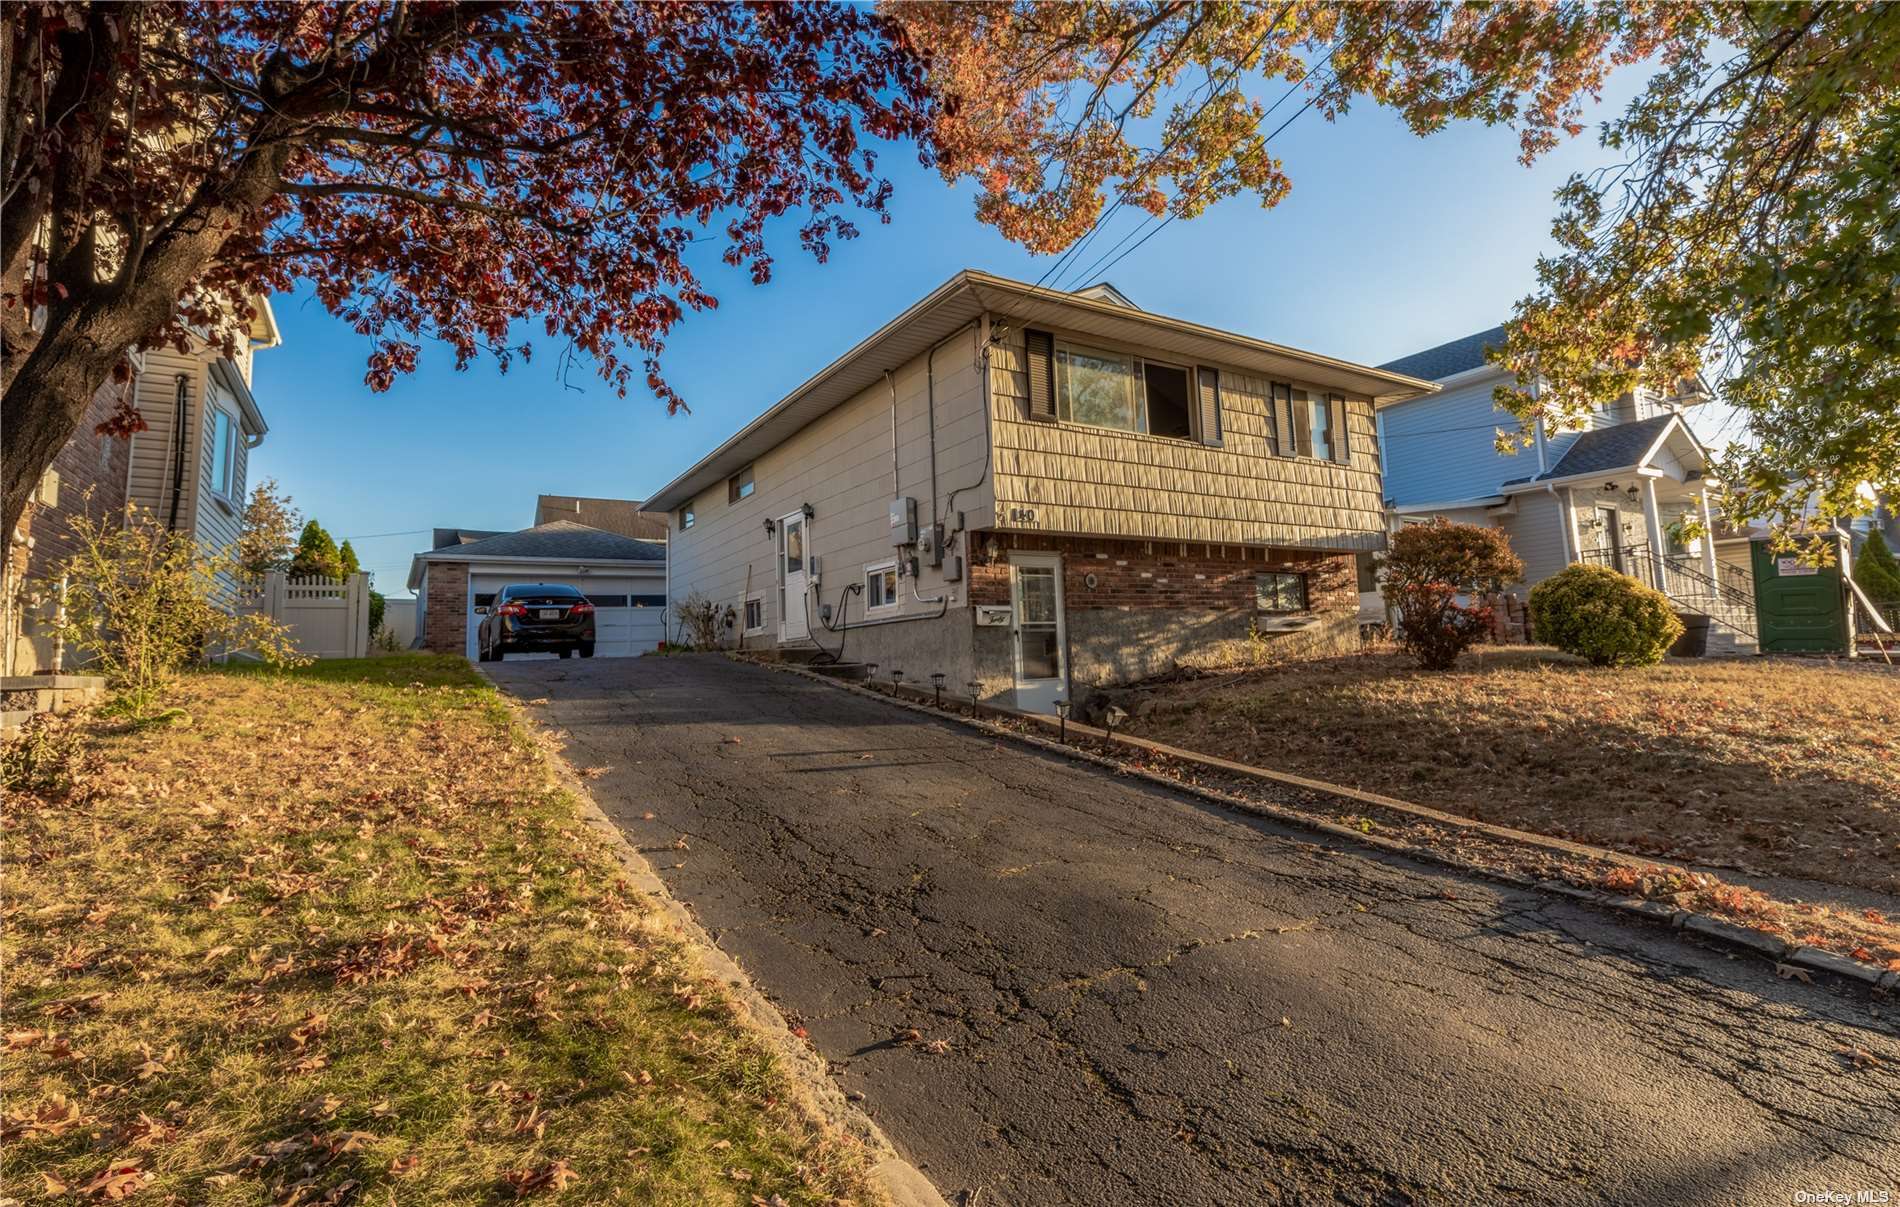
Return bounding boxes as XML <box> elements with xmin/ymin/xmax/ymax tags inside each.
<box><xmin>490</xmin><ymin>655</ymin><xmax>1898</xmax><ymax>1206</ymax></box>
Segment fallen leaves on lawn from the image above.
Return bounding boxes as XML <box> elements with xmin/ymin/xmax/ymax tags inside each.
<box><xmin>502</xmin><ymin>1157</ymin><xmax>580</xmax><ymax>1196</ymax></box>
<box><xmin>1</xmin><ymin>662</ymin><xmax>880</xmax><ymax>1205</ymax></box>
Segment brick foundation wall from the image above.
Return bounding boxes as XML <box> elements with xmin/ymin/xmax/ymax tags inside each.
<box><xmin>5</xmin><ymin>377</ymin><xmax>135</xmax><ymax>674</ymax></box>
<box><xmin>967</xmin><ymin>532</ymin><xmax>1358</xmax><ymax>692</ymax></box>
<box><xmin>421</xmin><ymin>561</ymin><xmax>470</xmax><ymax>654</ymax></box>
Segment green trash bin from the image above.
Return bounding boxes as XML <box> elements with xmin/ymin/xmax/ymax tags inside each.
<box><xmin>1749</xmin><ymin>533</ymin><xmax>1851</xmax><ymax>654</ymax></box>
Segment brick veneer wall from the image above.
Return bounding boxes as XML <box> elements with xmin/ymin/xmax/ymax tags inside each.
<box><xmin>969</xmin><ymin>533</ymin><xmax>1353</xmax><ymax>613</ymax></box>
<box><xmin>966</xmin><ymin>532</ymin><xmax>1358</xmax><ymax>691</ymax></box>
<box><xmin>421</xmin><ymin>560</ymin><xmax>470</xmax><ymax>654</ymax></box>
<box><xmin>5</xmin><ymin>377</ymin><xmax>135</xmax><ymax>673</ymax></box>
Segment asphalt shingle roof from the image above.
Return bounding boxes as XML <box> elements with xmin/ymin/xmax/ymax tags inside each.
<box><xmin>429</xmin><ymin>520</ymin><xmax>665</xmax><ymax>563</ymax></box>
<box><xmin>1535</xmin><ymin>414</ymin><xmax>1677</xmax><ymax>482</ymax></box>
<box><xmin>1377</xmin><ymin>324</ymin><xmax>1508</xmax><ymax>381</ymax></box>
<box><xmin>432</xmin><ymin>527</ymin><xmax>503</xmax><ymax>550</ymax></box>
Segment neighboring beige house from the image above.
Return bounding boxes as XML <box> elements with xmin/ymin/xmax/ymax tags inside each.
<box><xmin>1376</xmin><ymin>326</ymin><xmax>1754</xmax><ymax>652</ymax></box>
<box><xmin>124</xmin><ymin>303</ymin><xmax>281</xmax><ymax>575</ymax></box>
<box><xmin>2</xmin><ymin>301</ymin><xmax>280</xmax><ymax>677</ymax></box>
<box><xmin>647</xmin><ymin>270</ymin><xmax>1435</xmax><ymax>714</ymax></box>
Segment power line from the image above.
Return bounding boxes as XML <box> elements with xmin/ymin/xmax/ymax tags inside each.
<box><xmin>1009</xmin><ymin>17</ymin><xmax>1297</xmax><ymax>316</ymax></box>
<box><xmin>1079</xmin><ymin>69</ymin><xmax>1331</xmax><ymax>289</ymax></box>
<box><xmin>340</xmin><ymin>528</ymin><xmax>430</xmax><ymax>541</ymax></box>
<box><xmin>1056</xmin><ymin>43</ymin><xmax>1336</xmax><ymax>295</ymax></box>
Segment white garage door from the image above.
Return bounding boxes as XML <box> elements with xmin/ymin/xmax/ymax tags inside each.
<box><xmin>467</xmin><ymin>572</ymin><xmax>666</xmax><ymax>659</ymax></box>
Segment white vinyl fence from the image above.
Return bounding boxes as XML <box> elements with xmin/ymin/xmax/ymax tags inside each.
<box><xmin>243</xmin><ymin>572</ymin><xmax>371</xmax><ymax>660</ymax></box>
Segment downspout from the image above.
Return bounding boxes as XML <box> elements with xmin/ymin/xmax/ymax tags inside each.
<box><xmin>165</xmin><ymin>373</ymin><xmax>189</xmax><ymax>530</ymax></box>
<box><xmin>924</xmin><ymin>318</ymin><xmax>981</xmax><ymax>527</ymax></box>
<box><xmin>941</xmin><ymin>312</ymin><xmax>994</xmax><ymax>531</ymax></box>
<box><xmin>886</xmin><ymin>370</ymin><xmax>899</xmax><ymax>497</ymax></box>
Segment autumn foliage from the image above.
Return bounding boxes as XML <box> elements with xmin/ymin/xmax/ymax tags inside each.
<box><xmin>2</xmin><ymin>2</ymin><xmax>932</xmax><ymax>533</ymax></box>
<box><xmin>1379</xmin><ymin>520</ymin><xmax>1524</xmax><ymax>671</ymax></box>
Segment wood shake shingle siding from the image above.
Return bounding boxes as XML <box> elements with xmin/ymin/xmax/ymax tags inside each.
<box><xmin>987</xmin><ymin>324</ymin><xmax>1385</xmax><ymax>552</ymax></box>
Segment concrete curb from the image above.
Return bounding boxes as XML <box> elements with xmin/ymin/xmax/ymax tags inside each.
<box><xmin>754</xmin><ymin>657</ymin><xmax>1892</xmax><ymax>994</ymax></box>
<box><xmin>490</xmin><ymin>681</ymin><xmax>950</xmax><ymax>1207</ymax></box>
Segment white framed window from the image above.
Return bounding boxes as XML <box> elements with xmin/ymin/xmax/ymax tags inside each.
<box><xmin>207</xmin><ymin>405</ymin><xmax>238</xmax><ymax>502</ymax></box>
<box><xmin>678</xmin><ymin>504</ymin><xmax>695</xmax><ymax>530</ymax></box>
<box><xmin>742</xmin><ymin>594</ymin><xmax>765</xmax><ymax>634</ymax></box>
<box><xmin>864</xmin><ymin>560</ymin><xmax>899</xmax><ymax>611</ymax></box>
<box><xmin>1054</xmin><ymin>340</ymin><xmax>1199</xmax><ymax>441</ymax></box>
<box><xmin>1056</xmin><ymin>341</ymin><xmax>1142</xmax><ymax>432</ymax></box>
<box><xmin>728</xmin><ymin>465</ymin><xmax>755</xmax><ymax>504</ymax></box>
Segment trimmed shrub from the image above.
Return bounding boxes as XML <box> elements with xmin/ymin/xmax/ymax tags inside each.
<box><xmin>1530</xmin><ymin>564</ymin><xmax>1683</xmax><ymax>667</ymax></box>
<box><xmin>1379</xmin><ymin>519</ymin><xmax>1525</xmax><ymax>670</ymax></box>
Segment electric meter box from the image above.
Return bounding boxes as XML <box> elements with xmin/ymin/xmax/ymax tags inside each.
<box><xmin>890</xmin><ymin>497</ymin><xmax>918</xmax><ymax>547</ymax></box>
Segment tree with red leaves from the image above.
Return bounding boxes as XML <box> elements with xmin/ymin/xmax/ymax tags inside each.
<box><xmin>2</xmin><ymin>1</ymin><xmax>930</xmax><ymax>536</ymax></box>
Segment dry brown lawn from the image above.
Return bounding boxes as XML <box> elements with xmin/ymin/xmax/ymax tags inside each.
<box><xmin>1</xmin><ymin>656</ymin><xmax>875</xmax><ymax>1205</ymax></box>
<box><xmin>1123</xmin><ymin>649</ymin><xmax>1900</xmax><ymax>898</ymax></box>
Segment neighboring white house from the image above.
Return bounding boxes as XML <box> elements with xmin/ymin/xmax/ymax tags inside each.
<box><xmin>408</xmin><ymin>521</ymin><xmax>666</xmax><ymax>658</ymax></box>
<box><xmin>1376</xmin><ymin>326</ymin><xmax>1755</xmax><ymax>652</ymax></box>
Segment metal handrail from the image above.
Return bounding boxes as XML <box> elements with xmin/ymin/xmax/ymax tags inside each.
<box><xmin>1575</xmin><ymin>544</ymin><xmax>1757</xmax><ymax>637</ymax></box>
<box><xmin>1660</xmin><ymin>553</ymin><xmax>1758</xmax><ymax>615</ymax></box>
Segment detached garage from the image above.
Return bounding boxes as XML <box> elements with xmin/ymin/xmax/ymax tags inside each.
<box><xmin>407</xmin><ymin>521</ymin><xmax>666</xmax><ymax>659</ymax></box>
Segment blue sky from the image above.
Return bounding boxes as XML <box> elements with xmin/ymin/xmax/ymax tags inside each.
<box><xmin>254</xmin><ymin>64</ymin><xmax>1662</xmax><ymax>597</ymax></box>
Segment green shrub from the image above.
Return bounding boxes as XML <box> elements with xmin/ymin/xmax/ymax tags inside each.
<box><xmin>56</xmin><ymin>505</ymin><xmax>310</xmax><ymax>719</ymax></box>
<box><xmin>1530</xmin><ymin>564</ymin><xmax>1684</xmax><ymax>667</ymax></box>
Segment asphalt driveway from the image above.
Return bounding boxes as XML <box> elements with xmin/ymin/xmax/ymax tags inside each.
<box><xmin>490</xmin><ymin>654</ymin><xmax>1898</xmax><ymax>1206</ymax></box>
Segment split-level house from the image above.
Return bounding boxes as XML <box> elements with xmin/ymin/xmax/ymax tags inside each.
<box><xmin>648</xmin><ymin>271</ymin><xmax>1435</xmax><ymax>713</ymax></box>
<box><xmin>1375</xmin><ymin>325</ymin><xmax>1757</xmax><ymax>653</ymax></box>
<box><xmin>2</xmin><ymin>302</ymin><xmax>280</xmax><ymax>676</ymax></box>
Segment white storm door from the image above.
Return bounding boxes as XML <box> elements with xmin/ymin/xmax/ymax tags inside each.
<box><xmin>779</xmin><ymin>512</ymin><xmax>809</xmax><ymax>640</ymax></box>
<box><xmin>1010</xmin><ymin>553</ymin><xmax>1066</xmax><ymax>714</ymax></box>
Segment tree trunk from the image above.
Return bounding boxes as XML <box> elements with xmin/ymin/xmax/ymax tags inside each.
<box><xmin>1</xmin><ymin>304</ymin><xmax>140</xmax><ymax>538</ymax></box>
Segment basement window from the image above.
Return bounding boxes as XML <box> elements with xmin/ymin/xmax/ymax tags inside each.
<box><xmin>865</xmin><ymin>561</ymin><xmax>899</xmax><ymax>611</ymax></box>
<box><xmin>743</xmin><ymin>596</ymin><xmax>765</xmax><ymax>634</ymax></box>
<box><xmin>1256</xmin><ymin>571</ymin><xmax>1308</xmax><ymax>614</ymax></box>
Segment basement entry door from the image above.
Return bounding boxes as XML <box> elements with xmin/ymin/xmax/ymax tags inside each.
<box><xmin>778</xmin><ymin>512</ymin><xmax>809</xmax><ymax>640</ymax></box>
<box><xmin>1010</xmin><ymin>552</ymin><xmax>1066</xmax><ymax>714</ymax></box>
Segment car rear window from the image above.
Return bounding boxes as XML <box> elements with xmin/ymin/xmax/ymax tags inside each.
<box><xmin>503</xmin><ymin>585</ymin><xmax>585</xmax><ymax>601</ymax></box>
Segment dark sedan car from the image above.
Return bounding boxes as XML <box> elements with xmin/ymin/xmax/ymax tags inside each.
<box><xmin>476</xmin><ymin>583</ymin><xmax>595</xmax><ymax>661</ymax></box>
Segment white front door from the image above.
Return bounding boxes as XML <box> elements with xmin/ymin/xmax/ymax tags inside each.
<box><xmin>778</xmin><ymin>512</ymin><xmax>809</xmax><ymax>640</ymax></box>
<box><xmin>1010</xmin><ymin>553</ymin><xmax>1066</xmax><ymax>714</ymax></box>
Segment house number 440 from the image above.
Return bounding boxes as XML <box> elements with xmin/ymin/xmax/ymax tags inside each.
<box><xmin>1009</xmin><ymin>507</ymin><xmax>1039</xmax><ymax>526</ymax></box>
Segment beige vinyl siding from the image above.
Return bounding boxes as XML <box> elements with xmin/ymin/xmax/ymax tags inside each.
<box><xmin>125</xmin><ymin>347</ymin><xmax>205</xmax><ymax>527</ymax></box>
<box><xmin>664</xmin><ymin>328</ymin><xmax>989</xmax><ymax>638</ymax></box>
<box><xmin>124</xmin><ymin>347</ymin><xmax>253</xmax><ymax>586</ymax></box>
<box><xmin>988</xmin><ymin>322</ymin><xmax>1385</xmax><ymax>552</ymax></box>
<box><xmin>1499</xmin><ymin>491</ymin><xmax>1573</xmax><ymax>591</ymax></box>
<box><xmin>192</xmin><ymin>380</ymin><xmax>248</xmax><ymax>561</ymax></box>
